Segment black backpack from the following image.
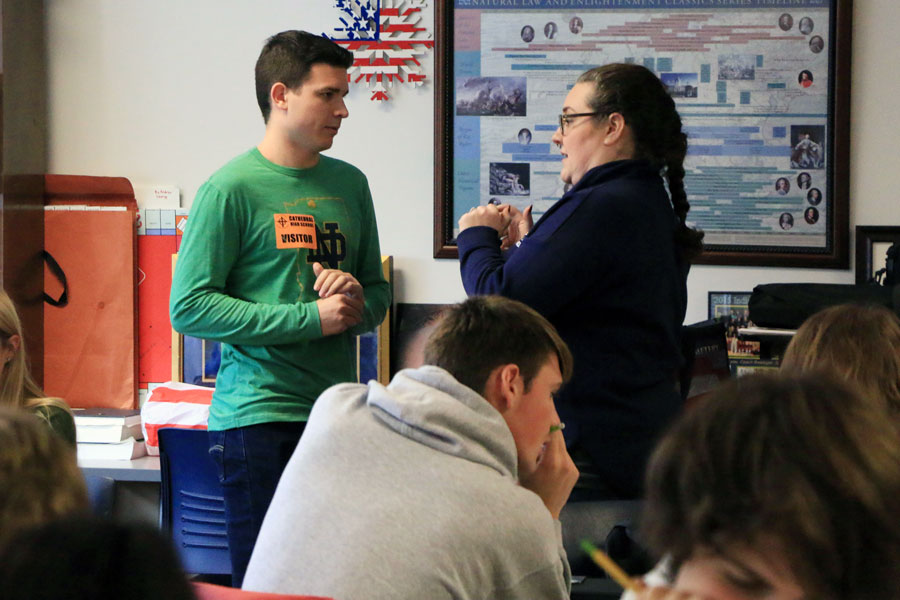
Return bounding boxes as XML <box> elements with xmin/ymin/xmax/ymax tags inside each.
<box><xmin>748</xmin><ymin>282</ymin><xmax>900</xmax><ymax>329</ymax></box>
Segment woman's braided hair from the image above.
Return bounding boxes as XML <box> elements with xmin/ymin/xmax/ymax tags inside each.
<box><xmin>577</xmin><ymin>63</ymin><xmax>704</xmax><ymax>261</ymax></box>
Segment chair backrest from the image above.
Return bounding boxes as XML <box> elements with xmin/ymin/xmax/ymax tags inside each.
<box><xmin>192</xmin><ymin>582</ymin><xmax>333</xmax><ymax>600</ymax></box>
<box><xmin>679</xmin><ymin>319</ymin><xmax>730</xmax><ymax>407</ymax></box>
<box><xmin>158</xmin><ymin>427</ymin><xmax>231</xmax><ymax>577</ymax></box>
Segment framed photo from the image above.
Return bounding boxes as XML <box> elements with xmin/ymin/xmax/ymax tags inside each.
<box><xmin>708</xmin><ymin>291</ymin><xmax>759</xmax><ymax>359</ymax></box>
<box><xmin>855</xmin><ymin>226</ymin><xmax>900</xmax><ymax>285</ymax></box>
<box><xmin>434</xmin><ymin>0</ymin><xmax>851</xmax><ymax>268</ymax></box>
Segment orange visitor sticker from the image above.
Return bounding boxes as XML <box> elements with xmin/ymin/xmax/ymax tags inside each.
<box><xmin>274</xmin><ymin>214</ymin><xmax>317</xmax><ymax>249</ymax></box>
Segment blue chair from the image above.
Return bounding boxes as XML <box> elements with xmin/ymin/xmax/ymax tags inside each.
<box><xmin>158</xmin><ymin>427</ymin><xmax>231</xmax><ymax>579</ymax></box>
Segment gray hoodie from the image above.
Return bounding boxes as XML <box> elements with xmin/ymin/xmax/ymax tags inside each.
<box><xmin>243</xmin><ymin>366</ymin><xmax>571</xmax><ymax>600</ymax></box>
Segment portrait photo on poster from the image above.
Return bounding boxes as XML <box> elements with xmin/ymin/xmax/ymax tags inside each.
<box><xmin>569</xmin><ymin>16</ymin><xmax>583</xmax><ymax>34</ymax></box>
<box><xmin>807</xmin><ymin>187</ymin><xmax>823</xmax><ymax>205</ymax></box>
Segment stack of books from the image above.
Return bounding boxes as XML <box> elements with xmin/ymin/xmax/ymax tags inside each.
<box><xmin>74</xmin><ymin>408</ymin><xmax>147</xmax><ymax>460</ymax></box>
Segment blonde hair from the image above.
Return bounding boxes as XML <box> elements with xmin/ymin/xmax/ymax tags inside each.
<box><xmin>781</xmin><ymin>303</ymin><xmax>900</xmax><ymax>413</ymax></box>
<box><xmin>0</xmin><ymin>407</ymin><xmax>89</xmax><ymax>548</ymax></box>
<box><xmin>0</xmin><ymin>289</ymin><xmax>70</xmax><ymax>415</ymax></box>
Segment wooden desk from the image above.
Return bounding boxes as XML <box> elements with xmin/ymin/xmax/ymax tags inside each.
<box><xmin>79</xmin><ymin>456</ymin><xmax>161</xmax><ymax>525</ymax></box>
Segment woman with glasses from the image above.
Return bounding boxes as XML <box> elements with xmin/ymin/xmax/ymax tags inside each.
<box><xmin>456</xmin><ymin>63</ymin><xmax>702</xmax><ymax>499</ymax></box>
<box><xmin>0</xmin><ymin>289</ymin><xmax>75</xmax><ymax>446</ymax></box>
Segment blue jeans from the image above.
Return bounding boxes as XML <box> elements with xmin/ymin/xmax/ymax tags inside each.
<box><xmin>208</xmin><ymin>421</ymin><xmax>305</xmax><ymax>588</ymax></box>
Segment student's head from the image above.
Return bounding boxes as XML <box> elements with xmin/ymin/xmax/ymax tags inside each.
<box><xmin>641</xmin><ymin>374</ymin><xmax>900</xmax><ymax>600</ymax></box>
<box><xmin>781</xmin><ymin>304</ymin><xmax>900</xmax><ymax>413</ymax></box>
<box><xmin>552</xmin><ymin>63</ymin><xmax>703</xmax><ymax>260</ymax></box>
<box><xmin>0</xmin><ymin>408</ymin><xmax>89</xmax><ymax>549</ymax></box>
<box><xmin>255</xmin><ymin>30</ymin><xmax>353</xmax><ymax>124</ymax></box>
<box><xmin>0</xmin><ymin>516</ymin><xmax>196</xmax><ymax>600</ymax></box>
<box><xmin>0</xmin><ymin>289</ymin><xmax>48</xmax><ymax>409</ymax></box>
<box><xmin>423</xmin><ymin>296</ymin><xmax>573</xmax><ymax>478</ymax></box>
<box><xmin>424</xmin><ymin>296</ymin><xmax>572</xmax><ymax>396</ymax></box>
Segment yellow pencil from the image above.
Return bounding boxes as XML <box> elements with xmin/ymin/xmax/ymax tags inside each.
<box><xmin>580</xmin><ymin>540</ymin><xmax>638</xmax><ymax>592</ymax></box>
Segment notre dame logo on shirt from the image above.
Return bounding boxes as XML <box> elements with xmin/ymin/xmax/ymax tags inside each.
<box><xmin>306</xmin><ymin>222</ymin><xmax>346</xmax><ymax>269</ymax></box>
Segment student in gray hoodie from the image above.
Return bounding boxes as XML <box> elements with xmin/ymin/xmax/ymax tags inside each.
<box><xmin>243</xmin><ymin>295</ymin><xmax>579</xmax><ymax>599</ymax></box>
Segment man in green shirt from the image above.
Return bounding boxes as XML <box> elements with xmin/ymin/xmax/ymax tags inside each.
<box><xmin>170</xmin><ymin>30</ymin><xmax>389</xmax><ymax>586</ymax></box>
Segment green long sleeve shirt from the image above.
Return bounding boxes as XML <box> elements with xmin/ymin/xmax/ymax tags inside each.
<box><xmin>170</xmin><ymin>149</ymin><xmax>390</xmax><ymax>430</ymax></box>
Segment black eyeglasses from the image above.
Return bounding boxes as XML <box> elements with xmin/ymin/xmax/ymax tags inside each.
<box><xmin>558</xmin><ymin>112</ymin><xmax>602</xmax><ymax>134</ymax></box>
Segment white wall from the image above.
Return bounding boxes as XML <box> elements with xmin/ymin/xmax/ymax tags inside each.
<box><xmin>46</xmin><ymin>1</ymin><xmax>900</xmax><ymax>322</ymax></box>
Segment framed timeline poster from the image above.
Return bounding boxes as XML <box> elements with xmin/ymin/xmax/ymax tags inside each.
<box><xmin>434</xmin><ymin>0</ymin><xmax>851</xmax><ymax>268</ymax></box>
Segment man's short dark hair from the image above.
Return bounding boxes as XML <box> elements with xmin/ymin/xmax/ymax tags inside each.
<box><xmin>423</xmin><ymin>296</ymin><xmax>573</xmax><ymax>396</ymax></box>
<box><xmin>255</xmin><ymin>30</ymin><xmax>353</xmax><ymax>123</ymax></box>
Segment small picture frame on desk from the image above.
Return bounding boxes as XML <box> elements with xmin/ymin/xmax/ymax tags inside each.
<box><xmin>707</xmin><ymin>291</ymin><xmax>760</xmax><ymax>360</ymax></box>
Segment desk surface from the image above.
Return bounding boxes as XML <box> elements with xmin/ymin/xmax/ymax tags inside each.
<box><xmin>78</xmin><ymin>455</ymin><xmax>160</xmax><ymax>482</ymax></box>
